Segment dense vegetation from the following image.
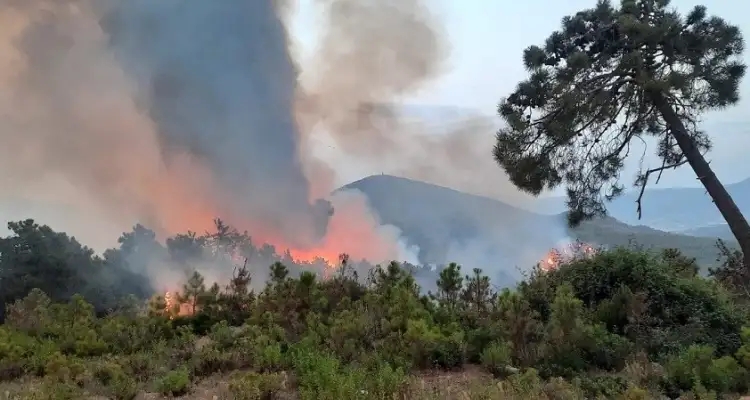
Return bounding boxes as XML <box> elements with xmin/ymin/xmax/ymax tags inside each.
<box><xmin>3</xmin><ymin>0</ymin><xmax>750</xmax><ymax>398</ymax></box>
<box><xmin>1</xmin><ymin>217</ymin><xmax>749</xmax><ymax>399</ymax></box>
<box><xmin>0</xmin><ymin>218</ymin><xmax>430</xmax><ymax>324</ymax></box>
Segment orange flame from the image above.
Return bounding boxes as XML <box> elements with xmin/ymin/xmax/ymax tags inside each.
<box><xmin>227</xmin><ymin>190</ymin><xmax>407</xmax><ymax>269</ymax></box>
<box><xmin>164</xmin><ymin>291</ymin><xmax>175</xmax><ymax>318</ymax></box>
<box><xmin>540</xmin><ymin>241</ymin><xmax>597</xmax><ymax>272</ymax></box>
<box><xmin>164</xmin><ymin>290</ymin><xmax>193</xmax><ymax>318</ymax></box>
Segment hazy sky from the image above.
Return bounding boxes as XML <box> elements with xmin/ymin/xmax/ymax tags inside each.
<box><xmin>291</xmin><ymin>0</ymin><xmax>750</xmax><ymax>191</ymax></box>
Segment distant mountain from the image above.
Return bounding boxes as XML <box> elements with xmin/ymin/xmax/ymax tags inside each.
<box><xmin>336</xmin><ymin>175</ymin><xmax>728</xmax><ymax>281</ymax></box>
<box><xmin>679</xmin><ymin>224</ymin><xmax>733</xmax><ymax>240</ymax></box>
<box><xmin>536</xmin><ymin>178</ymin><xmax>750</xmax><ymax>231</ymax></box>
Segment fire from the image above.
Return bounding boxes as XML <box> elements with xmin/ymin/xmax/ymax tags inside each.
<box><xmin>288</xmin><ymin>190</ymin><xmax>406</xmax><ymax>265</ymax></box>
<box><xmin>286</xmin><ymin>248</ymin><xmax>339</xmax><ymax>266</ymax></box>
<box><xmin>239</xmin><ymin>190</ymin><xmax>406</xmax><ymax>269</ymax></box>
<box><xmin>163</xmin><ymin>290</ymin><xmax>193</xmax><ymax>318</ymax></box>
<box><xmin>164</xmin><ymin>291</ymin><xmax>175</xmax><ymax>318</ymax></box>
<box><xmin>540</xmin><ymin>241</ymin><xmax>598</xmax><ymax>272</ymax></box>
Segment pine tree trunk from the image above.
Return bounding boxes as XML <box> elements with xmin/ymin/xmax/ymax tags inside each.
<box><xmin>650</xmin><ymin>91</ymin><xmax>750</xmax><ymax>270</ymax></box>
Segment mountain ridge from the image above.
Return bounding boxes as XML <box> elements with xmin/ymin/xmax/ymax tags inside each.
<box><xmin>534</xmin><ymin>177</ymin><xmax>750</xmax><ymax>231</ymax></box>
<box><xmin>336</xmin><ymin>175</ymin><xmax>730</xmax><ymax>278</ymax></box>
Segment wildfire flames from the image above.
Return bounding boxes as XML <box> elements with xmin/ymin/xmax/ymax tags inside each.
<box><xmin>540</xmin><ymin>241</ymin><xmax>598</xmax><ymax>272</ymax></box>
<box><xmin>163</xmin><ymin>291</ymin><xmax>193</xmax><ymax>318</ymax></box>
<box><xmin>160</xmin><ymin>248</ymin><xmax>343</xmax><ymax>319</ymax></box>
<box><xmin>164</xmin><ymin>291</ymin><xmax>174</xmax><ymax>315</ymax></box>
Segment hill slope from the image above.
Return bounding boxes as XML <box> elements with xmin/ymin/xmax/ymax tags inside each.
<box><xmin>680</xmin><ymin>223</ymin><xmax>734</xmax><ymax>240</ymax></box>
<box><xmin>537</xmin><ymin>178</ymin><xmax>750</xmax><ymax>231</ymax></box>
<box><xmin>337</xmin><ymin>175</ymin><xmax>727</xmax><ymax>273</ymax></box>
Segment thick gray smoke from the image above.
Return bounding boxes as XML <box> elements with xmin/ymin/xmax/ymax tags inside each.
<box><xmin>0</xmin><ymin>0</ymin><xmax>552</xmax><ymax>289</ymax></box>
<box><xmin>101</xmin><ymin>0</ymin><xmax>332</xmax><ymax>247</ymax></box>
<box><xmin>0</xmin><ymin>0</ymin><xmax>332</xmax><ymax>251</ymax></box>
<box><xmin>296</xmin><ymin>0</ymin><xmax>534</xmax><ymax>207</ymax></box>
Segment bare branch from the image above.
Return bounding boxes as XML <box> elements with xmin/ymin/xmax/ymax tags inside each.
<box><xmin>636</xmin><ymin>159</ymin><xmax>689</xmax><ymax>219</ymax></box>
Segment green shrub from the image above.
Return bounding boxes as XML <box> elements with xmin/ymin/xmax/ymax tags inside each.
<box><xmin>522</xmin><ymin>249</ymin><xmax>744</xmax><ymax>358</ymax></box>
<box><xmin>402</xmin><ymin>319</ymin><xmax>467</xmax><ymax>369</ymax></box>
<box><xmin>17</xmin><ymin>377</ymin><xmax>83</xmax><ymax>400</ymax></box>
<box><xmin>291</xmin><ymin>346</ymin><xmax>365</xmax><ymax>400</ymax></box>
<box><xmin>574</xmin><ymin>374</ymin><xmax>628</xmax><ymax>398</ymax></box>
<box><xmin>227</xmin><ymin>371</ymin><xmax>285</xmax><ymax>400</ymax></box>
<box><xmin>4</xmin><ymin>246</ymin><xmax>750</xmax><ymax>399</ymax></box>
<box><xmin>581</xmin><ymin>324</ymin><xmax>633</xmax><ymax>371</ymax></box>
<box><xmin>42</xmin><ymin>352</ymin><xmax>87</xmax><ymax>386</ymax></box>
<box><xmin>363</xmin><ymin>362</ymin><xmax>408</xmax><ymax>398</ymax></box>
<box><xmin>235</xmin><ymin>324</ymin><xmax>287</xmax><ymax>372</ymax></box>
<box><xmin>665</xmin><ymin>345</ymin><xmax>715</xmax><ymax>391</ymax></box>
<box><xmin>106</xmin><ymin>372</ymin><xmax>138</xmax><ymax>400</ymax></box>
<box><xmin>208</xmin><ymin>320</ymin><xmax>236</xmax><ymax>350</ymax></box>
<box><xmin>619</xmin><ymin>385</ymin><xmax>651</xmax><ymax>400</ymax></box>
<box><xmin>702</xmin><ymin>356</ymin><xmax>748</xmax><ymax>393</ymax></box>
<box><xmin>498</xmin><ymin>368</ymin><xmax>544</xmax><ymax>397</ymax></box>
<box><xmin>189</xmin><ymin>345</ymin><xmax>237</xmax><ymax>377</ymax></box>
<box><xmin>735</xmin><ymin>326</ymin><xmax>750</xmax><ymax>368</ymax></box>
<box><xmin>120</xmin><ymin>351</ymin><xmax>159</xmax><ymax>382</ymax></box>
<box><xmin>87</xmin><ymin>359</ymin><xmax>137</xmax><ymax>399</ymax></box>
<box><xmin>480</xmin><ymin>341</ymin><xmax>513</xmax><ymax>378</ymax></box>
<box><xmin>154</xmin><ymin>367</ymin><xmax>190</xmax><ymax>396</ymax></box>
<box><xmin>0</xmin><ymin>327</ymin><xmax>36</xmax><ymax>381</ymax></box>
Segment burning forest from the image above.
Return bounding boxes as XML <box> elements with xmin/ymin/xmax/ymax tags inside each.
<box><xmin>0</xmin><ymin>0</ymin><xmax>442</xmax><ymax>272</ymax></box>
<box><xmin>540</xmin><ymin>241</ymin><xmax>599</xmax><ymax>272</ymax></box>
<box><xmin>0</xmin><ymin>0</ymin><xmax>556</xmax><ymax>300</ymax></box>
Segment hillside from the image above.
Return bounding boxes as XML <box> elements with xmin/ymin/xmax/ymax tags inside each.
<box><xmin>680</xmin><ymin>223</ymin><xmax>734</xmax><ymax>240</ymax></box>
<box><xmin>536</xmin><ymin>178</ymin><xmax>750</xmax><ymax>231</ymax></box>
<box><xmin>338</xmin><ymin>175</ymin><xmax>728</xmax><ymax>271</ymax></box>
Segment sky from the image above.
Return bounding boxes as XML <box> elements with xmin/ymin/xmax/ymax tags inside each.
<box><xmin>291</xmin><ymin>0</ymin><xmax>750</xmax><ymax>192</ymax></box>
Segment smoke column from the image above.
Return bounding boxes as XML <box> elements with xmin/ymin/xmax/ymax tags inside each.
<box><xmin>0</xmin><ymin>1</ymin><xmax>225</xmax><ymax>251</ymax></box>
<box><xmin>296</xmin><ymin>0</ymin><xmax>534</xmax><ymax>206</ymax></box>
<box><xmin>295</xmin><ymin>0</ymin><xmax>548</xmax><ymax>279</ymax></box>
<box><xmin>0</xmin><ymin>1</ymin><xmax>339</xmax><ymax>255</ymax></box>
<box><xmin>0</xmin><ymin>0</ymin><xmax>538</xmax><ymax>278</ymax></box>
<box><xmin>100</xmin><ymin>0</ymin><xmax>335</xmax><ymax>248</ymax></box>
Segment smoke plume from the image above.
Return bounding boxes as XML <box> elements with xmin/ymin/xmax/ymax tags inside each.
<box><xmin>0</xmin><ymin>1</ymin><xmax>338</xmax><ymax>255</ymax></box>
<box><xmin>296</xmin><ymin>0</ymin><xmax>533</xmax><ymax>205</ymax></box>
<box><xmin>0</xmin><ymin>0</ymin><xmax>537</xmax><ymax>286</ymax></box>
<box><xmin>0</xmin><ymin>1</ymin><xmax>225</xmax><ymax>251</ymax></box>
<box><xmin>101</xmin><ymin>1</ymin><xmax>339</xmax><ymax>248</ymax></box>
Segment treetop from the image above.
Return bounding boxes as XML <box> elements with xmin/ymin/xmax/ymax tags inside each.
<box><xmin>495</xmin><ymin>0</ymin><xmax>745</xmax><ymax>225</ymax></box>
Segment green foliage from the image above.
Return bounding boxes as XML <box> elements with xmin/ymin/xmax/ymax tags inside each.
<box><xmin>227</xmin><ymin>371</ymin><xmax>285</xmax><ymax>400</ymax></box>
<box><xmin>1</xmin><ymin>220</ymin><xmax>749</xmax><ymax>400</ymax></box>
<box><xmin>665</xmin><ymin>344</ymin><xmax>749</xmax><ymax>395</ymax></box>
<box><xmin>154</xmin><ymin>367</ymin><xmax>190</xmax><ymax>396</ymax></box>
<box><xmin>494</xmin><ymin>0</ymin><xmax>745</xmax><ymax>228</ymax></box>
<box><xmin>521</xmin><ymin>248</ymin><xmax>744</xmax><ymax>358</ymax></box>
<box><xmin>290</xmin><ymin>344</ymin><xmax>407</xmax><ymax>400</ymax></box>
<box><xmin>480</xmin><ymin>341</ymin><xmax>513</xmax><ymax>377</ymax></box>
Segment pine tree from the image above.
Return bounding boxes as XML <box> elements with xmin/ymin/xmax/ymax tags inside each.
<box><xmin>494</xmin><ymin>0</ymin><xmax>750</xmax><ymax>268</ymax></box>
<box><xmin>179</xmin><ymin>270</ymin><xmax>207</xmax><ymax>315</ymax></box>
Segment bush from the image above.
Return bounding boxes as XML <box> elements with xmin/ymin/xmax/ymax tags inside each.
<box><xmin>154</xmin><ymin>367</ymin><xmax>190</xmax><ymax>396</ymax></box>
<box><xmin>25</xmin><ymin>378</ymin><xmax>82</xmax><ymax>400</ymax></box>
<box><xmin>619</xmin><ymin>385</ymin><xmax>651</xmax><ymax>400</ymax></box>
<box><xmin>702</xmin><ymin>356</ymin><xmax>748</xmax><ymax>393</ymax></box>
<box><xmin>480</xmin><ymin>341</ymin><xmax>513</xmax><ymax>378</ymax></box>
<box><xmin>1</xmin><ymin>246</ymin><xmax>749</xmax><ymax>399</ymax></box>
<box><xmin>522</xmin><ymin>249</ymin><xmax>745</xmax><ymax>358</ymax></box>
<box><xmin>227</xmin><ymin>371</ymin><xmax>285</xmax><ymax>400</ymax></box>
<box><xmin>106</xmin><ymin>372</ymin><xmax>138</xmax><ymax>400</ymax></box>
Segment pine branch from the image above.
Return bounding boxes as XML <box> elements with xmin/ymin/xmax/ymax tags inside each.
<box><xmin>635</xmin><ymin>159</ymin><xmax>689</xmax><ymax>219</ymax></box>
